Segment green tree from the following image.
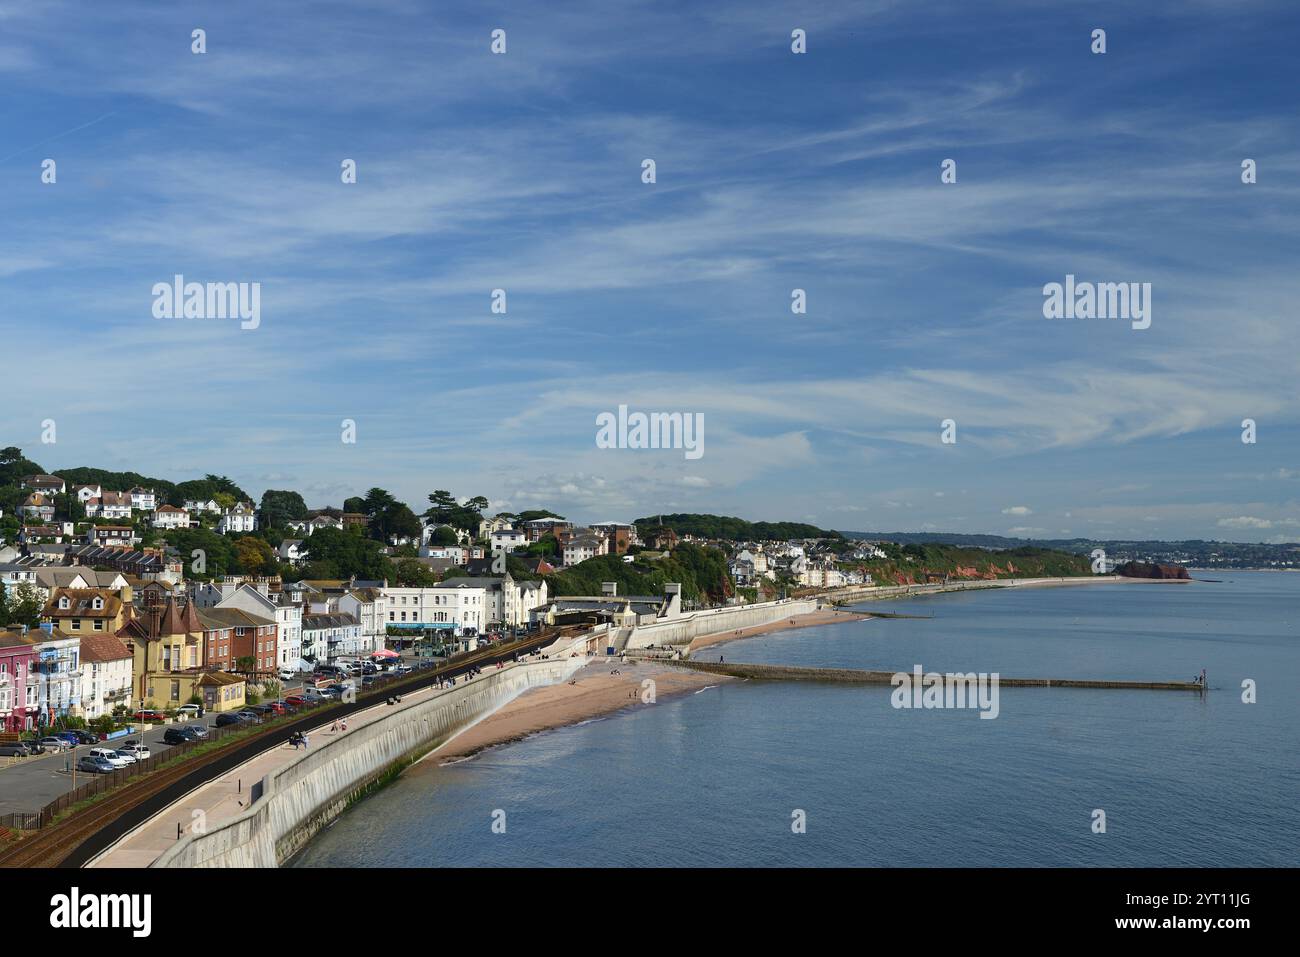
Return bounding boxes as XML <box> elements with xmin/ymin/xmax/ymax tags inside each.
<box><xmin>395</xmin><ymin>558</ymin><xmax>438</xmax><ymax>587</ymax></box>
<box><xmin>0</xmin><ymin>582</ymin><xmax>44</xmax><ymax>628</ymax></box>
<box><xmin>260</xmin><ymin>489</ymin><xmax>308</xmax><ymax>528</ymax></box>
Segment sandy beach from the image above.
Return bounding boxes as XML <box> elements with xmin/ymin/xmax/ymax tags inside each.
<box><xmin>687</xmin><ymin>606</ymin><xmax>872</xmax><ymax>653</ymax></box>
<box><xmin>431</xmin><ymin>659</ymin><xmax>730</xmax><ymax>763</ymax></box>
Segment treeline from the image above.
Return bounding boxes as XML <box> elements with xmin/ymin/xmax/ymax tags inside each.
<box><xmin>855</xmin><ymin>543</ymin><xmax>1092</xmax><ymax>581</ymax></box>
<box><xmin>546</xmin><ymin>543</ymin><xmax>732</xmax><ymax>604</ymax></box>
<box><xmin>633</xmin><ymin>512</ymin><xmax>843</xmax><ymax>542</ymax></box>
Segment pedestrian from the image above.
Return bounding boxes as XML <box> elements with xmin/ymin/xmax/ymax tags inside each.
<box><xmin>341</xmin><ymin>719</ymin><xmax>348</xmax><ymax>732</ymax></box>
<box><xmin>302</xmin><ymin>733</ymin><xmax>309</xmax><ymax>749</ymax></box>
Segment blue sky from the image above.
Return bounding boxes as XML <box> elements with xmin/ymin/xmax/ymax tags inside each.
<box><xmin>2</xmin><ymin>0</ymin><xmax>1297</xmax><ymax>541</ymax></box>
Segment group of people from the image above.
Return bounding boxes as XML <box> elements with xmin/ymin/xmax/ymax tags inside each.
<box><xmin>1192</xmin><ymin>668</ymin><xmax>1208</xmax><ymax>687</ymax></box>
<box><xmin>330</xmin><ymin>718</ymin><xmax>348</xmax><ymax>733</ymax></box>
<box><xmin>288</xmin><ymin>731</ymin><xmax>310</xmax><ymax>750</ymax></box>
<box><xmin>385</xmin><ymin>694</ymin><xmax>404</xmax><ymax>706</ymax></box>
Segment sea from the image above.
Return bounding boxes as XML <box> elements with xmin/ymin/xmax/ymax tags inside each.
<box><xmin>290</xmin><ymin>571</ymin><xmax>1299</xmax><ymax>867</ymax></box>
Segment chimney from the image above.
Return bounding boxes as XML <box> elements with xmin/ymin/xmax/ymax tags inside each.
<box><xmin>601</xmin><ymin>582</ymin><xmax>618</xmax><ymax>597</ymax></box>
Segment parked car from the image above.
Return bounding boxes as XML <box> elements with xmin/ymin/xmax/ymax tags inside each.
<box><xmin>39</xmin><ymin>736</ymin><xmax>73</xmax><ymax>752</ymax></box>
<box><xmin>214</xmin><ymin>712</ymin><xmax>245</xmax><ymax>728</ymax></box>
<box><xmin>20</xmin><ymin>739</ymin><xmax>46</xmax><ymax>754</ymax></box>
<box><xmin>247</xmin><ymin>704</ymin><xmax>274</xmax><ymax>716</ymax></box>
<box><xmin>0</xmin><ymin>742</ymin><xmax>32</xmax><ymax>757</ymax></box>
<box><xmin>118</xmin><ymin>742</ymin><xmax>151</xmax><ymax>759</ymax></box>
<box><xmin>163</xmin><ymin>726</ymin><xmax>201</xmax><ymax>745</ymax></box>
<box><xmin>112</xmin><ymin>749</ymin><xmax>138</xmax><ymax>765</ymax></box>
<box><xmin>186</xmin><ymin>724</ymin><xmax>210</xmax><ymax>739</ymax></box>
<box><xmin>284</xmin><ymin>694</ymin><xmax>309</xmax><ymax>707</ymax></box>
<box><xmin>78</xmin><ymin>755</ymin><xmax>116</xmax><ymax>774</ymax></box>
<box><xmin>88</xmin><ymin>747</ymin><xmax>129</xmax><ymax>768</ymax></box>
<box><xmin>132</xmin><ymin>709</ymin><xmax>166</xmax><ymax>722</ymax></box>
<box><xmin>265</xmin><ymin>701</ymin><xmax>291</xmax><ymax>714</ymax></box>
<box><xmin>235</xmin><ymin>709</ymin><xmax>263</xmax><ymax>724</ymax></box>
<box><xmin>69</xmin><ymin>730</ymin><xmax>99</xmax><ymax>745</ymax></box>
<box><xmin>53</xmin><ymin>731</ymin><xmax>82</xmax><ymax>746</ymax></box>
<box><xmin>176</xmin><ymin>704</ymin><xmax>204</xmax><ymax>719</ymax></box>
<box><xmin>278</xmin><ymin>668</ymin><xmax>298</xmax><ymax>681</ymax></box>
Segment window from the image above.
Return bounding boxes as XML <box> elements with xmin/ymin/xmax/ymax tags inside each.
<box><xmin>94</xmin><ymin>620</ymin><xmax>104</xmax><ymax>631</ymax></box>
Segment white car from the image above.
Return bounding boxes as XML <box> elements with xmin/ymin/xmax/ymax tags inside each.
<box><xmin>279</xmin><ymin>668</ymin><xmax>297</xmax><ymax>681</ymax></box>
<box><xmin>119</xmin><ymin>742</ymin><xmax>151</xmax><ymax>760</ymax></box>
<box><xmin>176</xmin><ymin>704</ymin><xmax>204</xmax><ymax>719</ymax></box>
<box><xmin>88</xmin><ymin>747</ymin><xmax>129</xmax><ymax>768</ymax></box>
<box><xmin>113</xmin><ymin>749</ymin><xmax>138</xmax><ymax>764</ymax></box>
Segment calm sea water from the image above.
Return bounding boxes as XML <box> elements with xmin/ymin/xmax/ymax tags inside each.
<box><xmin>291</xmin><ymin>572</ymin><xmax>1299</xmax><ymax>867</ymax></box>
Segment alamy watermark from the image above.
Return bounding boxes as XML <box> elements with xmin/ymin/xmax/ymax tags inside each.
<box><xmin>595</xmin><ymin>404</ymin><xmax>703</xmax><ymax>460</ymax></box>
<box><xmin>152</xmin><ymin>274</ymin><xmax>260</xmax><ymax>330</ymax></box>
<box><xmin>891</xmin><ymin>664</ymin><xmax>1000</xmax><ymax>719</ymax></box>
<box><xmin>1042</xmin><ymin>274</ymin><xmax>1150</xmax><ymax>330</ymax></box>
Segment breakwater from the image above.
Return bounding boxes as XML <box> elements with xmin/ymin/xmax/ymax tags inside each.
<box><xmin>668</xmin><ymin>660</ymin><xmax>1203</xmax><ymax>690</ymax></box>
<box><xmin>146</xmin><ymin>655</ymin><xmax>586</xmax><ymax>868</ymax></box>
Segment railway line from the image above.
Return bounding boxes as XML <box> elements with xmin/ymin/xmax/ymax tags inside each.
<box><xmin>0</xmin><ymin>627</ymin><xmax>578</xmax><ymax>868</ymax></box>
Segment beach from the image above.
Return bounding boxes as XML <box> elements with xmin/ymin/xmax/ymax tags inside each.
<box><xmin>431</xmin><ymin>658</ymin><xmax>733</xmax><ymax>763</ymax></box>
<box><xmin>687</xmin><ymin>606</ymin><xmax>873</xmax><ymax>653</ymax></box>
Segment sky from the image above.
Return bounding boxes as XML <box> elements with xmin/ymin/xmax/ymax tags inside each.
<box><xmin>1</xmin><ymin>0</ymin><xmax>1297</xmax><ymax>542</ymax></box>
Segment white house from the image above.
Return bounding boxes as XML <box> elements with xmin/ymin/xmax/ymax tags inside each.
<box><xmin>84</xmin><ymin>491</ymin><xmax>132</xmax><ymax>520</ymax></box>
<box><xmin>152</xmin><ymin>505</ymin><xmax>191</xmax><ymax>529</ymax></box>
<box><xmin>73</xmin><ymin>484</ymin><xmax>102</xmax><ymax>504</ymax></box>
<box><xmin>301</xmin><ymin>612</ymin><xmax>363</xmax><ymax>663</ymax></box>
<box><xmin>288</xmin><ymin>514</ymin><xmax>343</xmax><ymax>536</ymax></box>
<box><xmin>278</xmin><ymin>539</ymin><xmax>307</xmax><ymax>565</ymax></box>
<box><xmin>489</xmin><ymin>528</ymin><xmax>526</xmax><ymax>553</ymax></box>
<box><xmin>20</xmin><ymin>493</ymin><xmax>56</xmax><ymax>522</ymax></box>
<box><xmin>218</xmin><ymin>502</ymin><xmax>258</xmax><ymax>534</ymax></box>
<box><xmin>183</xmin><ymin>498</ymin><xmax>222</xmax><ymax>514</ymax></box>
<box><xmin>563</xmin><ymin>536</ymin><xmax>601</xmax><ymax>567</ymax></box>
<box><xmin>128</xmin><ymin>487</ymin><xmax>158</xmax><ymax>511</ymax></box>
<box><xmin>79</xmin><ymin>632</ymin><xmax>133</xmax><ymax>719</ymax></box>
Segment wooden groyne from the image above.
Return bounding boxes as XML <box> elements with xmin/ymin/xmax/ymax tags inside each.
<box><xmin>669</xmin><ymin>660</ymin><xmax>1203</xmax><ymax>691</ymax></box>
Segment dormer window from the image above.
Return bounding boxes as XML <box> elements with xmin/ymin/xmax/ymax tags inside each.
<box><xmin>92</xmin><ymin>597</ymin><xmax>104</xmax><ymax>610</ymax></box>
<box><xmin>59</xmin><ymin>596</ymin><xmax>70</xmax><ymax>609</ymax></box>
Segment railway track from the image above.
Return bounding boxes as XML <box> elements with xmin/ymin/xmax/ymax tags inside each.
<box><xmin>0</xmin><ymin>627</ymin><xmax>578</xmax><ymax>868</ymax></box>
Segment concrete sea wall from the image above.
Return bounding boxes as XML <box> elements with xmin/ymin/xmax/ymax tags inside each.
<box><xmin>152</xmin><ymin>655</ymin><xmax>586</xmax><ymax>868</ymax></box>
<box><xmin>624</xmin><ymin>598</ymin><xmax>819</xmax><ymax>649</ymax></box>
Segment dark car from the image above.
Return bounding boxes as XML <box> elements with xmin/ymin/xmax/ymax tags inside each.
<box><xmin>0</xmin><ymin>742</ymin><xmax>32</xmax><ymax>757</ymax></box>
<box><xmin>214</xmin><ymin>712</ymin><xmax>245</xmax><ymax>727</ymax></box>
<box><xmin>19</xmin><ymin>739</ymin><xmax>46</xmax><ymax>754</ymax></box>
<box><xmin>247</xmin><ymin>704</ymin><xmax>274</xmax><ymax>716</ymax></box>
<box><xmin>70</xmin><ymin>730</ymin><xmax>99</xmax><ymax>745</ymax></box>
<box><xmin>162</xmin><ymin>726</ymin><xmax>201</xmax><ymax>745</ymax></box>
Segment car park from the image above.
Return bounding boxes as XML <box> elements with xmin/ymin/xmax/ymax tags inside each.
<box><xmin>88</xmin><ymin>747</ymin><xmax>128</xmax><ymax>768</ymax></box>
<box><xmin>78</xmin><ymin>755</ymin><xmax>116</xmax><ymax>774</ymax></box>
<box><xmin>0</xmin><ymin>742</ymin><xmax>32</xmax><ymax>757</ymax></box>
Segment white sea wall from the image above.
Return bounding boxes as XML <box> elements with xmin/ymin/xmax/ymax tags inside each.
<box><xmin>624</xmin><ymin>598</ymin><xmax>819</xmax><ymax>650</ymax></box>
<box><xmin>152</xmin><ymin>655</ymin><xmax>587</xmax><ymax>868</ymax></box>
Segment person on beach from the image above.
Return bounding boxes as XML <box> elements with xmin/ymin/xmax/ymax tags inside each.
<box><xmin>302</xmin><ymin>733</ymin><xmax>309</xmax><ymax>749</ymax></box>
<box><xmin>341</xmin><ymin>719</ymin><xmax>347</xmax><ymax>732</ymax></box>
<box><xmin>331</xmin><ymin>719</ymin><xmax>339</xmax><ymax>732</ymax></box>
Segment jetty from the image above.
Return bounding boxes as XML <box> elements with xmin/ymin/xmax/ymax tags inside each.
<box><xmin>668</xmin><ymin>660</ymin><xmax>1204</xmax><ymax>691</ymax></box>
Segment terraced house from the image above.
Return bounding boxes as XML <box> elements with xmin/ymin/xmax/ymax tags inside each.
<box><xmin>196</xmin><ymin>606</ymin><xmax>279</xmax><ymax>675</ymax></box>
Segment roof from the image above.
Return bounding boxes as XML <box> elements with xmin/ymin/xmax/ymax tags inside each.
<box><xmin>302</xmin><ymin>612</ymin><xmax>359</xmax><ymax>629</ymax></box>
<box><xmin>198</xmin><ymin>670</ymin><xmax>245</xmax><ymax>687</ymax></box>
<box><xmin>432</xmin><ymin>577</ymin><xmax>503</xmax><ymax>590</ymax></box>
<box><xmin>196</xmin><ymin>607</ymin><xmax>275</xmax><ymax>630</ymax></box>
<box><xmin>0</xmin><ymin>629</ymin><xmax>42</xmax><ymax>649</ymax></box>
<box><xmin>43</xmin><ymin>588</ymin><xmax>124</xmax><ymax>618</ymax></box>
<box><xmin>79</xmin><ymin>632</ymin><xmax>132</xmax><ymax>663</ymax></box>
<box><xmin>154</xmin><ymin>504</ymin><xmax>187</xmax><ymax>513</ymax></box>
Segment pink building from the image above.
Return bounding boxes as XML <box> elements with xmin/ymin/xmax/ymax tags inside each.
<box><xmin>0</xmin><ymin>629</ymin><xmax>40</xmax><ymax>732</ymax></box>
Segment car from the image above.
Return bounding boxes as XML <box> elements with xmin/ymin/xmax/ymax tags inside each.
<box><xmin>284</xmin><ymin>694</ymin><xmax>309</xmax><ymax>707</ymax></box>
<box><xmin>69</xmin><ymin>730</ymin><xmax>99</xmax><ymax>745</ymax></box>
<box><xmin>53</xmin><ymin>731</ymin><xmax>82</xmax><ymax>745</ymax></box>
<box><xmin>77</xmin><ymin>755</ymin><xmax>116</xmax><ymax>774</ymax></box>
<box><xmin>265</xmin><ymin>701</ymin><xmax>291</xmax><ymax>715</ymax></box>
<box><xmin>317</xmin><ymin>686</ymin><xmax>342</xmax><ymax>699</ymax></box>
<box><xmin>163</xmin><ymin>727</ymin><xmax>201</xmax><ymax>745</ymax></box>
<box><xmin>118</xmin><ymin>742</ymin><xmax>151</xmax><ymax>759</ymax></box>
<box><xmin>234</xmin><ymin>709</ymin><xmax>263</xmax><ymax>724</ymax></box>
<box><xmin>362</xmin><ymin>675</ymin><xmax>377</xmax><ymax>686</ymax></box>
<box><xmin>176</xmin><ymin>704</ymin><xmax>204</xmax><ymax>719</ymax></box>
<box><xmin>0</xmin><ymin>742</ymin><xmax>32</xmax><ymax>757</ymax></box>
<box><xmin>39</xmin><ymin>736</ymin><xmax>73</xmax><ymax>752</ymax></box>
<box><xmin>112</xmin><ymin>749</ymin><xmax>138</xmax><ymax>764</ymax></box>
<box><xmin>247</xmin><ymin>704</ymin><xmax>274</xmax><ymax>716</ymax></box>
<box><xmin>20</xmin><ymin>739</ymin><xmax>46</xmax><ymax>754</ymax></box>
<box><xmin>214</xmin><ymin>712</ymin><xmax>245</xmax><ymax>727</ymax></box>
<box><xmin>278</xmin><ymin>668</ymin><xmax>298</xmax><ymax>681</ymax></box>
<box><xmin>132</xmin><ymin>709</ymin><xmax>166</xmax><ymax>722</ymax></box>
<box><xmin>186</xmin><ymin>724</ymin><xmax>210</xmax><ymax>739</ymax></box>
<box><xmin>88</xmin><ymin>747</ymin><xmax>129</xmax><ymax>768</ymax></box>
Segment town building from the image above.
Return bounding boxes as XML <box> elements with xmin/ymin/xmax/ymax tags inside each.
<box><xmin>78</xmin><ymin>632</ymin><xmax>133</xmax><ymax>719</ymax></box>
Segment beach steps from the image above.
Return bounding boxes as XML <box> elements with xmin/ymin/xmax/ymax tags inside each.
<box><xmin>669</xmin><ymin>660</ymin><xmax>1203</xmax><ymax>691</ymax></box>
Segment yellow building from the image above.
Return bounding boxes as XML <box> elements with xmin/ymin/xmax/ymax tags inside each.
<box><xmin>41</xmin><ymin>586</ymin><xmax>134</xmax><ymax>636</ymax></box>
<box><xmin>118</xmin><ymin>597</ymin><xmax>208</xmax><ymax>710</ymax></box>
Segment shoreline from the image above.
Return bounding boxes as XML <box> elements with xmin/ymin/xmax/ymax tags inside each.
<box><xmin>686</xmin><ymin>607</ymin><xmax>872</xmax><ymax>653</ymax></box>
<box><xmin>429</xmin><ymin>659</ymin><xmax>732</xmax><ymax>764</ymax></box>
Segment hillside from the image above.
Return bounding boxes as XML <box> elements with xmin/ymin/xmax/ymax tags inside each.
<box><xmin>634</xmin><ymin>512</ymin><xmax>842</xmax><ymax>542</ymax></box>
